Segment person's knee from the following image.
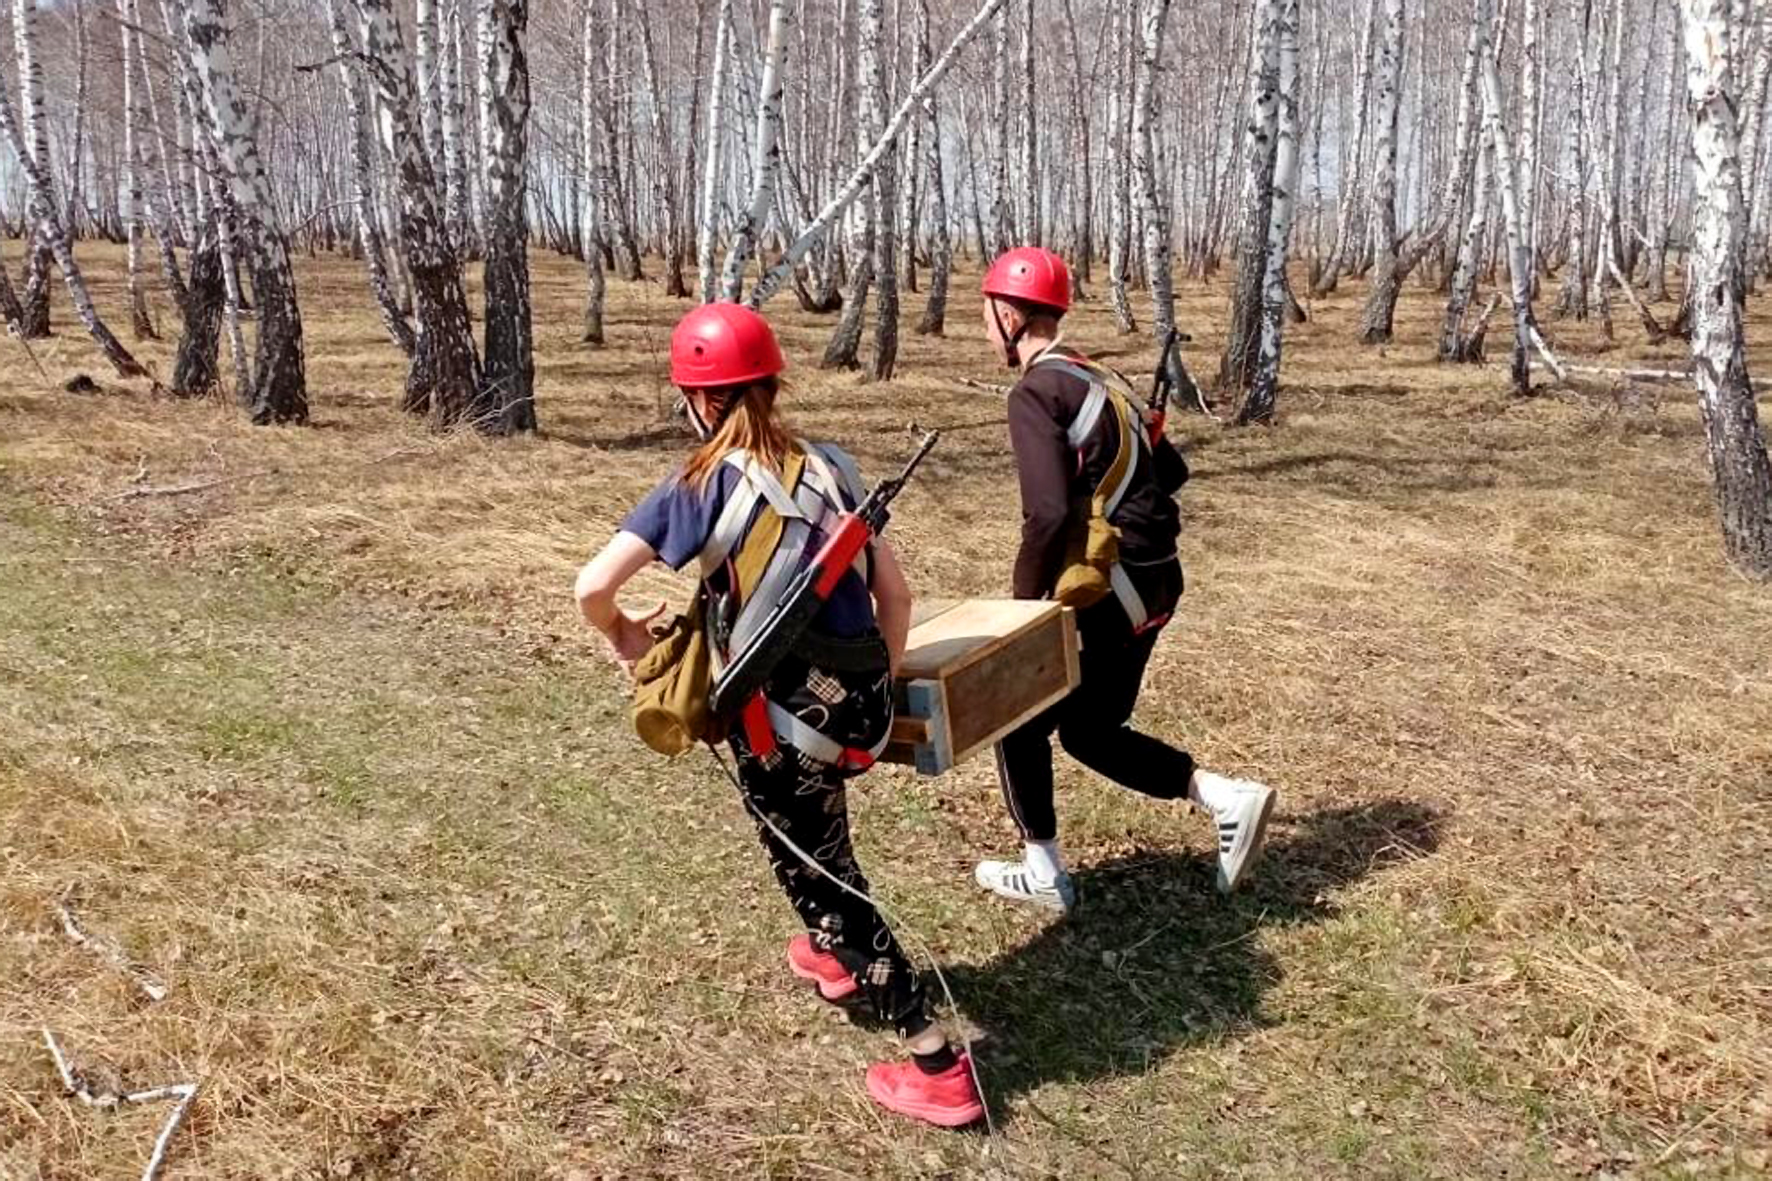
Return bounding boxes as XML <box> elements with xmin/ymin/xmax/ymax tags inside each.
<box><xmin>1057</xmin><ymin>720</ymin><xmax>1121</xmax><ymax>762</ymax></box>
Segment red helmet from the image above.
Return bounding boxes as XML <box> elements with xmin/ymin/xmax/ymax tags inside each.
<box><xmin>982</xmin><ymin>246</ymin><xmax>1071</xmax><ymax>313</ymax></box>
<box><xmin>670</xmin><ymin>302</ymin><xmax>785</xmax><ymax>388</ymax></box>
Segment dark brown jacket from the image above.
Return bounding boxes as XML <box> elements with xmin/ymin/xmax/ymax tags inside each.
<box><xmin>1006</xmin><ymin>350</ymin><xmax>1188</xmax><ymax>600</ymax></box>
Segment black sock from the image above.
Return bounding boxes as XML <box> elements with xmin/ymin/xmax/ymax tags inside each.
<box><xmin>911</xmin><ymin>1044</ymin><xmax>958</xmax><ymax>1074</ymax></box>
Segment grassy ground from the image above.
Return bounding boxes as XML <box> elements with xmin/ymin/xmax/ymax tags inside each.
<box><xmin>1</xmin><ymin>243</ymin><xmax>1769</xmax><ymax>1179</ymax></box>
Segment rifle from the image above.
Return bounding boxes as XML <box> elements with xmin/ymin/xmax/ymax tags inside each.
<box><xmin>709</xmin><ymin>430</ymin><xmax>942</xmax><ymax>718</ymax></box>
<box><xmin>1146</xmin><ymin>327</ymin><xmax>1183</xmax><ymax>444</ymax></box>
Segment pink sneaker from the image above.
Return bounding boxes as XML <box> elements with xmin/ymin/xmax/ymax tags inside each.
<box><xmin>786</xmin><ymin>934</ymin><xmax>858</xmax><ymax>1001</ymax></box>
<box><xmin>865</xmin><ymin>1054</ymin><xmax>986</xmax><ymax>1128</ymax></box>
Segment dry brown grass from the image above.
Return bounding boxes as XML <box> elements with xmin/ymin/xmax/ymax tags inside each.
<box><xmin>1</xmin><ymin>242</ymin><xmax>1769</xmax><ymax>1178</ymax></box>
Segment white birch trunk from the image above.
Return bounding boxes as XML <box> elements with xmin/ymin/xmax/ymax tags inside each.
<box><xmin>865</xmin><ymin>0</ymin><xmax>899</xmax><ymax>380</ymax></box>
<box><xmin>417</xmin><ymin>0</ymin><xmax>447</xmax><ymax>184</ymax></box>
<box><xmin>1106</xmin><ymin>0</ymin><xmax>1137</xmax><ymax>331</ymax></box>
<box><xmin>1242</xmin><ymin>0</ymin><xmax>1301</xmax><ymax>424</ymax></box>
<box><xmin>185</xmin><ymin>0</ymin><xmax>309</xmax><ymax>425</ymax></box>
<box><xmin>354</xmin><ymin>0</ymin><xmax>485</xmax><ymax>426</ymax></box>
<box><xmin>1519</xmin><ymin>0</ymin><xmax>1542</xmax><ymax>271</ymax></box>
<box><xmin>1738</xmin><ymin>0</ymin><xmax>1772</xmax><ymax>271</ymax></box>
<box><xmin>1314</xmin><ymin>0</ymin><xmax>1380</xmax><ymax>295</ymax></box>
<box><xmin>581</xmin><ymin>0</ymin><xmax>606</xmax><ymax>343</ymax></box>
<box><xmin>1133</xmin><ymin>0</ymin><xmax>1176</xmax><ymax>338</ymax></box>
<box><xmin>477</xmin><ymin>0</ymin><xmax>536</xmax><ymax>433</ymax></box>
<box><xmin>695</xmin><ymin>0</ymin><xmax>735</xmax><ymax>303</ymax></box>
<box><xmin>1558</xmin><ymin>0</ymin><xmax>1594</xmax><ymax>317</ymax></box>
<box><xmin>746</xmin><ymin>0</ymin><xmax>1007</xmax><ymax>310</ymax></box>
<box><xmin>444</xmin><ymin>1</ymin><xmax>474</xmax><ymax>257</ymax></box>
<box><xmin>1133</xmin><ymin>0</ymin><xmax>1200</xmax><ymax>407</ymax></box>
<box><xmin>1679</xmin><ymin>0</ymin><xmax>1772</xmax><ymax>575</ymax></box>
<box><xmin>117</xmin><ymin>0</ymin><xmax>155</xmax><ymax>340</ymax></box>
<box><xmin>324</xmin><ymin>0</ymin><xmax>416</xmax><ymax>356</ymax></box>
<box><xmin>1019</xmin><ymin>0</ymin><xmax>1039</xmax><ymax>245</ymax></box>
<box><xmin>719</xmin><ymin>0</ymin><xmax>789</xmax><ymax>303</ymax></box>
<box><xmin>1356</xmin><ymin>0</ymin><xmax>1405</xmax><ymax>344</ymax></box>
<box><xmin>1440</xmin><ymin>136</ymin><xmax>1495</xmax><ymax>360</ymax></box>
<box><xmin>987</xmin><ymin>6</ymin><xmax>1012</xmax><ymax>253</ymax></box>
<box><xmin>13</xmin><ymin>0</ymin><xmax>53</xmax><ymax>338</ymax></box>
<box><xmin>0</xmin><ymin>52</ymin><xmax>145</xmax><ymax>376</ymax></box>
<box><xmin>916</xmin><ymin>68</ymin><xmax>952</xmax><ymax>334</ymax></box>
<box><xmin>822</xmin><ymin>0</ymin><xmax>884</xmax><ymax>372</ymax></box>
<box><xmin>1479</xmin><ymin>0</ymin><xmax>1541</xmax><ymax>396</ymax></box>
<box><xmin>899</xmin><ymin>0</ymin><xmax>928</xmax><ymax>293</ymax></box>
<box><xmin>1221</xmin><ymin>0</ymin><xmax>1282</xmax><ymax>395</ymax></box>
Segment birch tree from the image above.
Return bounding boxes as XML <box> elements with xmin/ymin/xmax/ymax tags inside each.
<box><xmin>744</xmin><ymin>0</ymin><xmax>1007</xmax><ymax>311</ymax></box>
<box><xmin>1356</xmin><ymin>0</ymin><xmax>1405</xmax><ymax>344</ymax></box>
<box><xmin>864</xmin><ymin>0</ymin><xmax>901</xmax><ymax>380</ymax></box>
<box><xmin>0</xmin><ymin>56</ymin><xmax>145</xmax><ymax>376</ymax></box>
<box><xmin>915</xmin><ymin>0</ymin><xmax>953</xmax><ymax>335</ymax></box>
<box><xmin>1220</xmin><ymin>0</ymin><xmax>1283</xmax><ymax>395</ymax></box>
<box><xmin>1480</xmin><ymin>0</ymin><xmax>1543</xmax><ymax>397</ymax></box>
<box><xmin>354</xmin><ymin>0</ymin><xmax>484</xmax><ymax>427</ymax></box>
<box><xmin>1678</xmin><ymin>0</ymin><xmax>1772</xmax><ymax>575</ymax></box>
<box><xmin>479</xmin><ymin>0</ymin><xmax>537</xmax><ymax>433</ymax></box>
<box><xmin>320</xmin><ymin>0</ymin><xmax>416</xmax><ymax>357</ymax></box>
<box><xmin>1133</xmin><ymin>0</ymin><xmax>1199</xmax><ymax>407</ymax></box>
<box><xmin>822</xmin><ymin>0</ymin><xmax>895</xmax><ymax>374</ymax></box>
<box><xmin>1313</xmin><ymin>0</ymin><xmax>1380</xmax><ymax>295</ymax></box>
<box><xmin>186</xmin><ymin>0</ymin><xmax>309</xmax><ymax>425</ymax></box>
<box><xmin>1106</xmin><ymin>0</ymin><xmax>1137</xmax><ymax>331</ymax></box>
<box><xmin>696</xmin><ymin>0</ymin><xmax>734</xmax><ymax>302</ymax></box>
<box><xmin>117</xmin><ymin>0</ymin><xmax>155</xmax><ymax>339</ymax></box>
<box><xmin>1240</xmin><ymin>0</ymin><xmax>1301</xmax><ymax>424</ymax></box>
<box><xmin>1360</xmin><ymin>0</ymin><xmax>1483</xmax><ymax>343</ymax></box>
<box><xmin>13</xmin><ymin>0</ymin><xmax>53</xmax><ymax>338</ymax></box>
<box><xmin>581</xmin><ymin>0</ymin><xmax>606</xmax><ymax>344</ymax></box>
<box><xmin>719</xmin><ymin>0</ymin><xmax>789</xmax><ymax>303</ymax></box>
<box><xmin>444</xmin><ymin>1</ymin><xmax>475</xmax><ymax>257</ymax></box>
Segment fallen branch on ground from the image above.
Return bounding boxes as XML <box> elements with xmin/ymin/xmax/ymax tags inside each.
<box><xmin>102</xmin><ymin>469</ymin><xmax>276</xmax><ymax>502</ymax></box>
<box><xmin>1605</xmin><ymin>254</ymin><xmax>1669</xmax><ymax>344</ymax></box>
<box><xmin>1526</xmin><ymin>323</ymin><xmax>1569</xmax><ymax>382</ymax></box>
<box><xmin>957</xmin><ymin>376</ymin><xmax>1010</xmax><ymax>396</ymax></box>
<box><xmin>41</xmin><ymin>1028</ymin><xmax>197</xmax><ymax>1181</ymax></box>
<box><xmin>55</xmin><ymin>894</ymin><xmax>169</xmax><ymax>1002</ymax></box>
<box><xmin>1528</xmin><ymin>360</ymin><xmax>1692</xmax><ymax>383</ymax></box>
<box><xmin>7</xmin><ymin>323</ymin><xmax>51</xmax><ymax>385</ymax></box>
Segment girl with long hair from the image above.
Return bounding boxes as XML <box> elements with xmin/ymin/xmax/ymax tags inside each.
<box><xmin>573</xmin><ymin>303</ymin><xmax>983</xmax><ymax>1128</ymax></box>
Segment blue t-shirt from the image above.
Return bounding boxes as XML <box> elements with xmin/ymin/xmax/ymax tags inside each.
<box><xmin>619</xmin><ymin>448</ymin><xmax>878</xmax><ymax>639</ymax></box>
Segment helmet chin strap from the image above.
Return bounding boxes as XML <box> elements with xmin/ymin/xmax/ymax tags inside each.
<box><xmin>682</xmin><ymin>390</ymin><xmax>734</xmax><ymax>441</ymax></box>
<box><xmin>989</xmin><ymin>298</ymin><xmax>1031</xmax><ymax>370</ymax></box>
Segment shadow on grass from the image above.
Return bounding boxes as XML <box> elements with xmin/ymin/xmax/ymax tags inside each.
<box><xmin>952</xmin><ymin>799</ymin><xmax>1443</xmax><ymax>1112</ymax></box>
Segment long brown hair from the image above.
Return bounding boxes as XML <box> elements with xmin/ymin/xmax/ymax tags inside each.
<box><xmin>681</xmin><ymin>377</ymin><xmax>798</xmax><ymax>490</ymax></box>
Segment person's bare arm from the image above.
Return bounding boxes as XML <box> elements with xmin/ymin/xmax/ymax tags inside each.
<box><xmin>574</xmin><ymin>531</ymin><xmax>667</xmax><ymax>668</ymax></box>
<box><xmin>869</xmin><ymin>539</ymin><xmax>913</xmax><ymax>677</ymax></box>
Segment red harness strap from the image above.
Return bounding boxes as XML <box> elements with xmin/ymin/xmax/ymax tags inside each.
<box><xmin>740</xmin><ymin>693</ymin><xmax>777</xmax><ymax>759</ymax></box>
<box><xmin>739</xmin><ymin>691</ymin><xmax>879</xmax><ymax>771</ymax></box>
<box><xmin>1132</xmin><ymin>611</ymin><xmax>1172</xmax><ymax>636</ymax></box>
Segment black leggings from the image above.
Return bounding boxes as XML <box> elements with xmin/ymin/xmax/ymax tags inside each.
<box><xmin>731</xmin><ymin>660</ymin><xmax>931</xmax><ymax>1038</ymax></box>
<box><xmin>994</xmin><ymin>559</ymin><xmax>1197</xmax><ymax>843</ymax></box>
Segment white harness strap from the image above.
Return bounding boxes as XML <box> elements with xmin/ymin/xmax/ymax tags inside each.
<box><xmin>1067</xmin><ymin>384</ymin><xmax>1109</xmax><ymax>448</ymax></box>
<box><xmin>766</xmin><ymin>701</ymin><xmax>891</xmax><ymax>767</ymax></box>
<box><xmin>700</xmin><ymin>445</ymin><xmax>890</xmax><ymax>763</ymax></box>
<box><xmin>1030</xmin><ymin>356</ymin><xmax>1157</xmax><ymax>632</ymax></box>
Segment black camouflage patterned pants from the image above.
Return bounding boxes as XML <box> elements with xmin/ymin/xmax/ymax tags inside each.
<box><xmin>730</xmin><ymin>657</ymin><xmax>931</xmax><ymax>1038</ymax></box>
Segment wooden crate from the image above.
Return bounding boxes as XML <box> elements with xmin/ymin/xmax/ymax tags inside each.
<box><xmin>882</xmin><ymin>600</ymin><xmax>1080</xmax><ymax>776</ymax></box>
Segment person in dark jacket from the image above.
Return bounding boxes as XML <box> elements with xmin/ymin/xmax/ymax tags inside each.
<box><xmin>972</xmin><ymin>247</ymin><xmax>1277</xmax><ymax>913</ymax></box>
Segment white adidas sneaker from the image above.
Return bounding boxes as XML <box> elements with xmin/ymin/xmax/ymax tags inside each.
<box><xmin>1194</xmin><ymin>771</ymin><xmax>1277</xmax><ymax>894</ymax></box>
<box><xmin>974</xmin><ymin>860</ymin><xmax>1077</xmax><ymax>913</ymax></box>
